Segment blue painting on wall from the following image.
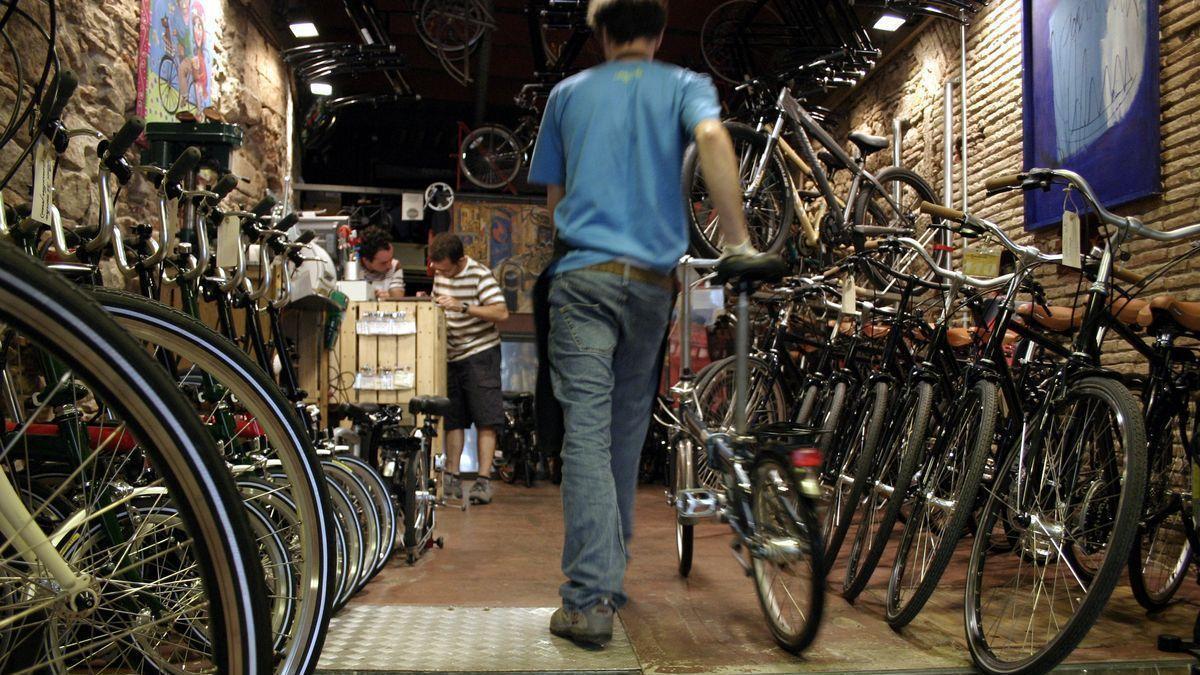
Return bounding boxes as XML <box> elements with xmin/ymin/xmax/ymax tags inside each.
<box><xmin>1022</xmin><ymin>0</ymin><xmax>1160</xmax><ymax>230</ymax></box>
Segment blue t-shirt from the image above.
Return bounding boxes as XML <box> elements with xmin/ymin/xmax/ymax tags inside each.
<box><xmin>527</xmin><ymin>60</ymin><xmax>722</xmax><ymax>275</ymax></box>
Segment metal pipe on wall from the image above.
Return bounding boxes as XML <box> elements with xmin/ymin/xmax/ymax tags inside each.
<box><xmin>960</xmin><ymin>13</ymin><xmax>969</xmax><ymax>213</ymax></box>
<box><xmin>941</xmin><ymin>80</ymin><xmax>955</xmax><ymax>269</ymax></box>
<box><xmin>892</xmin><ymin>117</ymin><xmax>903</xmax><ymax>203</ymax></box>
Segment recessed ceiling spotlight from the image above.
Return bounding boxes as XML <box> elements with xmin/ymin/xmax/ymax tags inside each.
<box><xmin>873</xmin><ymin>13</ymin><xmax>906</xmax><ymax>31</ymax></box>
<box><xmin>289</xmin><ymin>21</ymin><xmax>319</xmax><ymax>38</ymax></box>
<box><xmin>310</xmin><ymin>82</ymin><xmax>333</xmax><ymax>96</ymax></box>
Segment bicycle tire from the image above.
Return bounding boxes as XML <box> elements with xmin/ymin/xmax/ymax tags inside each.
<box><xmin>1127</xmin><ymin>400</ymin><xmax>1194</xmax><ymax>611</ymax></box>
<box><xmin>323</xmin><ymin>476</ymin><xmax>364</xmax><ymax>608</ymax></box>
<box><xmin>842</xmin><ymin>380</ymin><xmax>933</xmax><ymax>601</ymax></box>
<box><xmin>682</xmin><ymin>121</ymin><xmax>793</xmax><ymax>258</ymax></box>
<box><xmin>337</xmin><ymin>454</ymin><xmax>399</xmax><ymax>577</ymax></box>
<box><xmin>459</xmin><ymin>125</ymin><xmax>523</xmax><ymax>189</ymax></box>
<box><xmin>886</xmin><ymin>379</ymin><xmax>998</xmax><ymax>628</ymax></box>
<box><xmin>810</xmin><ymin>379</ymin><xmax>848</xmax><ymax>478</ymax></box>
<box><xmin>964</xmin><ymin>376</ymin><xmax>1146</xmax><ymax>674</ymax></box>
<box><xmin>670</xmin><ymin>432</ymin><xmax>696</xmax><ymax>577</ymax></box>
<box><xmin>0</xmin><ymin>240</ymin><xmax>271</xmax><ymax>673</ymax></box>
<box><xmin>324</xmin><ymin>459</ymin><xmax>382</xmax><ymax>593</ymax></box>
<box><xmin>851</xmin><ymin>166</ymin><xmax>938</xmax><ymax>290</ymax></box>
<box><xmin>823</xmin><ymin>380</ymin><xmax>888</xmax><ymax>569</ymax></box>
<box><xmin>403</xmin><ymin>444</ymin><xmax>433</xmax><ymax>564</ymax></box>
<box><xmin>751</xmin><ymin>455</ymin><xmax>825</xmax><ymax>654</ymax></box>
<box><xmin>695</xmin><ymin>354</ymin><xmax>788</xmax><ymax>491</ymax></box>
<box><xmin>93</xmin><ymin>288</ymin><xmax>335</xmax><ymax>674</ymax></box>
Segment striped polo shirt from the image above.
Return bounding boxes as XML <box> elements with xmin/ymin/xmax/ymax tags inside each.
<box><xmin>432</xmin><ymin>257</ymin><xmax>504</xmax><ymax>361</ymax></box>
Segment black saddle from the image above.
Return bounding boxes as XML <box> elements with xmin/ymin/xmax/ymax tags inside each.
<box><xmin>848</xmin><ymin>131</ymin><xmax>889</xmax><ymax>156</ymax></box>
<box><xmin>714</xmin><ymin>253</ymin><xmax>788</xmax><ymax>286</ymax></box>
<box><xmin>409</xmin><ymin>396</ymin><xmax>453</xmax><ymax>418</ymax></box>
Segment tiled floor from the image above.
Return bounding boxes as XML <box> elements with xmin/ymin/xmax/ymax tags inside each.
<box><xmin>317</xmin><ymin>482</ymin><xmax>1200</xmax><ymax>674</ymax></box>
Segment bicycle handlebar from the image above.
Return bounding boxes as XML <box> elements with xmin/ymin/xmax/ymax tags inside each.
<box><xmin>39</xmin><ymin>70</ymin><xmax>78</xmax><ymax>130</ymax></box>
<box><xmin>893</xmin><ymin>237</ymin><xmax>1015</xmax><ymax>289</ymax></box>
<box><xmin>249</xmin><ymin>195</ymin><xmax>277</xmax><ymax>219</ymax></box>
<box><xmin>102</xmin><ymin>117</ymin><xmax>144</xmax><ymax>169</ymax></box>
<box><xmin>917</xmin><ymin>201</ymin><xmax>1059</xmax><ymax>266</ymax></box>
<box><xmin>205</xmin><ymin>173</ymin><xmax>239</xmax><ymax>208</ymax></box>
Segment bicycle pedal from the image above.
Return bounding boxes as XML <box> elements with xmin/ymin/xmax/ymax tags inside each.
<box><xmin>675</xmin><ymin>488</ymin><xmax>720</xmax><ymax>524</ymax></box>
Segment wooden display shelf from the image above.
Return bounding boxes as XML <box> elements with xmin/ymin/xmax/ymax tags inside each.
<box><xmin>334</xmin><ymin>300</ymin><xmax>447</xmax><ymax>407</ymax></box>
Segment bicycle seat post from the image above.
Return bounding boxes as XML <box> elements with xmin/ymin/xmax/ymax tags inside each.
<box><xmin>733</xmin><ymin>279</ymin><xmax>752</xmax><ymax>436</ymax></box>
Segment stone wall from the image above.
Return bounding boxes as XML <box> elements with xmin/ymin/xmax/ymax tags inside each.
<box><xmin>0</xmin><ymin>0</ymin><xmax>291</xmax><ymax>230</ymax></box>
<box><xmin>834</xmin><ymin>0</ymin><xmax>1200</xmax><ymax>370</ymax></box>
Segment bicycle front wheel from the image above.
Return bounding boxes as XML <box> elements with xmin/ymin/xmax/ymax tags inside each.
<box><xmin>751</xmin><ymin>455</ymin><xmax>824</xmax><ymax>653</ymax></box>
<box><xmin>823</xmin><ymin>380</ymin><xmax>888</xmax><ymax>569</ymax></box>
<box><xmin>669</xmin><ymin>432</ymin><xmax>697</xmax><ymax>577</ymax></box>
<box><xmin>965</xmin><ymin>376</ymin><xmax>1147</xmax><ymax>674</ymax></box>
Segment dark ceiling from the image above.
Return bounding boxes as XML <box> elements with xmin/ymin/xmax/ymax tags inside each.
<box><xmin>277</xmin><ymin>1</ymin><xmax>928</xmax><ymax>192</ymax></box>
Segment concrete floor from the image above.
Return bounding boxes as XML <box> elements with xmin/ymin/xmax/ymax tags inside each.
<box><xmin>338</xmin><ymin>482</ymin><xmax>1200</xmax><ymax>674</ymax></box>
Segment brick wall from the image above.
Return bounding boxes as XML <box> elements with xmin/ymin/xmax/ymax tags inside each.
<box><xmin>0</xmin><ymin>0</ymin><xmax>291</xmax><ymax>230</ymax></box>
<box><xmin>834</xmin><ymin>0</ymin><xmax>1200</xmax><ymax>370</ymax></box>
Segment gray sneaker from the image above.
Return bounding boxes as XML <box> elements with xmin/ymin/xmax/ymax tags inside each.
<box><xmin>446</xmin><ymin>475</ymin><xmax>462</xmax><ymax>500</ymax></box>
<box><xmin>469</xmin><ymin>478</ymin><xmax>493</xmax><ymax>505</ymax></box>
<box><xmin>549</xmin><ymin>601</ymin><xmax>614</xmax><ymax>647</ymax></box>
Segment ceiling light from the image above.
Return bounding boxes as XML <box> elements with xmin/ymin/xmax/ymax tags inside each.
<box><xmin>873</xmin><ymin>13</ymin><xmax>906</xmax><ymax>31</ymax></box>
<box><xmin>289</xmin><ymin>21</ymin><xmax>319</xmax><ymax>38</ymax></box>
<box><xmin>310</xmin><ymin>82</ymin><xmax>333</xmax><ymax>96</ymax></box>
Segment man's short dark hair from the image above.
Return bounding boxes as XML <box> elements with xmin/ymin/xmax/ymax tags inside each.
<box><xmin>429</xmin><ymin>233</ymin><xmax>465</xmax><ymax>262</ymax></box>
<box><xmin>359</xmin><ymin>226</ymin><xmax>392</xmax><ymax>262</ymax></box>
<box><xmin>588</xmin><ymin>0</ymin><xmax>667</xmax><ymax>44</ymax></box>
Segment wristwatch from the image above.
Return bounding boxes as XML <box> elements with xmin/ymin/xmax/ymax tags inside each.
<box><xmin>459</xmin><ymin>301</ymin><xmax>471</xmax><ymax>313</ymax></box>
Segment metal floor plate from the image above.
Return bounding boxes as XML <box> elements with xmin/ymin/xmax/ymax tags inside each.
<box><xmin>316</xmin><ymin>605</ymin><xmax>641</xmax><ymax>674</ymax></box>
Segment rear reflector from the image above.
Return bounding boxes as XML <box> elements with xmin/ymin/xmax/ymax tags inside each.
<box><xmin>791</xmin><ymin>447</ymin><xmax>822</xmax><ymax>468</ymax></box>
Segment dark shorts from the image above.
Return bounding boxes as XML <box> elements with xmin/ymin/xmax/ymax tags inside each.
<box><xmin>445</xmin><ymin>345</ymin><xmax>505</xmax><ymax>431</ymax></box>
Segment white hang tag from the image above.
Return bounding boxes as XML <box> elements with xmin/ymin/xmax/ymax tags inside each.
<box><xmin>1062</xmin><ymin>210</ymin><xmax>1081</xmax><ymax>269</ymax></box>
<box><xmin>841</xmin><ymin>276</ymin><xmax>856</xmax><ymax>314</ymax></box>
<box><xmin>30</xmin><ymin>139</ymin><xmax>56</xmax><ymax>225</ymax></box>
<box><xmin>0</xmin><ymin>191</ymin><xmax>6</xmax><ymax>231</ymax></box>
<box><xmin>165</xmin><ymin>202</ymin><xmax>180</xmax><ymax>238</ymax></box>
<box><xmin>215</xmin><ymin>215</ymin><xmax>241</xmax><ymax>268</ymax></box>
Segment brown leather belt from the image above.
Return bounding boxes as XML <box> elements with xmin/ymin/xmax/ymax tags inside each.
<box><xmin>583</xmin><ymin>261</ymin><xmax>674</xmax><ymax>290</ymax></box>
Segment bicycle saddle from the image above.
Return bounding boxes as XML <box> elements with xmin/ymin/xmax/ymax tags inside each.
<box><xmin>503</xmin><ymin>391</ymin><xmax>534</xmax><ymax>403</ymax></box>
<box><xmin>715</xmin><ymin>253</ymin><xmax>788</xmax><ymax>286</ymax></box>
<box><xmin>409</xmin><ymin>396</ymin><xmax>453</xmax><ymax>417</ymax></box>
<box><xmin>1138</xmin><ymin>295</ymin><xmax>1200</xmax><ymax>332</ymax></box>
<box><xmin>1015</xmin><ymin>302</ymin><xmax>1079</xmax><ymax>333</ymax></box>
<box><xmin>848</xmin><ymin>131</ymin><xmax>889</xmax><ymax>156</ymax></box>
<box><xmin>1109</xmin><ymin>297</ymin><xmax>1147</xmax><ymax>326</ymax></box>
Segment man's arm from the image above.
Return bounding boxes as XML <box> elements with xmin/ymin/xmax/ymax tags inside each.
<box><xmin>693</xmin><ymin>119</ymin><xmax>753</xmax><ymax>252</ymax></box>
<box><xmin>547</xmin><ymin>184</ymin><xmax>564</xmax><ymax>231</ymax></box>
<box><xmin>465</xmin><ymin>302</ymin><xmax>509</xmax><ymax>324</ymax></box>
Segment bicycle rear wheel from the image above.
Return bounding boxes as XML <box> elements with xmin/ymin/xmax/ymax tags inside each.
<box><xmin>751</xmin><ymin>455</ymin><xmax>824</xmax><ymax>653</ymax></box>
<box><xmin>324</xmin><ymin>459</ymin><xmax>382</xmax><ymax>593</ymax></box>
<box><xmin>459</xmin><ymin>125</ymin><xmax>522</xmax><ymax>189</ymax></box>
<box><xmin>337</xmin><ymin>454</ymin><xmax>399</xmax><ymax>576</ymax></box>
<box><xmin>851</xmin><ymin>167</ymin><xmax>938</xmax><ymax>291</ymax></box>
<box><xmin>965</xmin><ymin>377</ymin><xmax>1146</xmax><ymax>674</ymax></box>
<box><xmin>0</xmin><ymin>241</ymin><xmax>271</xmax><ymax>673</ymax></box>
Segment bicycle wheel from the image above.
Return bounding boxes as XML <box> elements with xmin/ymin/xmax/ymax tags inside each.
<box><xmin>851</xmin><ymin>166</ymin><xmax>939</xmax><ymax>290</ymax></box>
<box><xmin>751</xmin><ymin>455</ymin><xmax>824</xmax><ymax>653</ymax></box>
<box><xmin>416</xmin><ymin>0</ymin><xmax>489</xmax><ymax>52</ymax></box>
<box><xmin>93</xmin><ymin>288</ymin><xmax>335</xmax><ymax>674</ymax></box>
<box><xmin>823</xmin><ymin>380</ymin><xmax>888</xmax><ymax>569</ymax></box>
<box><xmin>336</xmin><ymin>454</ymin><xmax>399</xmax><ymax>576</ymax></box>
<box><xmin>324</xmin><ymin>459</ymin><xmax>381</xmax><ymax>593</ymax></box>
<box><xmin>842</xmin><ymin>380</ymin><xmax>933</xmax><ymax>601</ymax></box>
<box><xmin>157</xmin><ymin>55</ymin><xmax>182</xmax><ymax>115</ymax></box>
<box><xmin>696</xmin><ymin>354</ymin><xmax>787</xmax><ymax>490</ymax></box>
<box><xmin>700</xmin><ymin>0</ymin><xmax>787</xmax><ymax>84</ymax></box>
<box><xmin>459</xmin><ymin>125</ymin><xmax>522</xmax><ymax>189</ymax></box>
<box><xmin>803</xmin><ymin>378</ymin><xmax>847</xmax><ymax>478</ymax></box>
<box><xmin>0</xmin><ymin>241</ymin><xmax>270</xmax><ymax>673</ymax></box>
<box><xmin>323</xmin><ymin>477</ymin><xmax>365</xmax><ymax>608</ymax></box>
<box><xmin>669</xmin><ymin>432</ymin><xmax>696</xmax><ymax>577</ymax></box>
<box><xmin>682</xmin><ymin>121</ymin><xmax>793</xmax><ymax>258</ymax></box>
<box><xmin>1128</xmin><ymin>400</ymin><xmax>1194</xmax><ymax>611</ymax></box>
<box><xmin>965</xmin><ymin>377</ymin><xmax>1146</xmax><ymax>674</ymax></box>
<box><xmin>241</xmin><ymin>499</ymin><xmax>297</xmax><ymax>655</ymax></box>
<box><xmin>886</xmin><ymin>379</ymin><xmax>997</xmax><ymax>628</ymax></box>
<box><xmin>402</xmin><ymin>445</ymin><xmax>433</xmax><ymax>564</ymax></box>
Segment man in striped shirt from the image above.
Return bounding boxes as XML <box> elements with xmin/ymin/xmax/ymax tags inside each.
<box><xmin>359</xmin><ymin>226</ymin><xmax>406</xmax><ymax>299</ymax></box>
<box><xmin>430</xmin><ymin>233</ymin><xmax>510</xmax><ymax>504</ymax></box>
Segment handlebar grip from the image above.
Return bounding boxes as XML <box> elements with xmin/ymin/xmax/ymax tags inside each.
<box><xmin>249</xmin><ymin>195</ymin><xmax>277</xmax><ymax>218</ymax></box>
<box><xmin>39</xmin><ymin>70</ymin><xmax>78</xmax><ymax>127</ymax></box>
<box><xmin>296</xmin><ymin>229</ymin><xmax>317</xmax><ymax>245</ymax></box>
<box><xmin>919</xmin><ymin>201</ymin><xmax>967</xmax><ymax>222</ymax></box>
<box><xmin>984</xmin><ymin>173</ymin><xmax>1025</xmax><ymax>191</ymax></box>
<box><xmin>103</xmin><ymin>116</ymin><xmax>145</xmax><ymax>164</ymax></box>
<box><xmin>1113</xmin><ymin>265</ymin><xmax>1146</xmax><ymax>285</ymax></box>
<box><xmin>204</xmin><ymin>173</ymin><xmax>239</xmax><ymax>207</ymax></box>
<box><xmin>164</xmin><ymin>146</ymin><xmax>202</xmax><ymax>187</ymax></box>
<box><xmin>276</xmin><ymin>212</ymin><xmax>299</xmax><ymax>230</ymax></box>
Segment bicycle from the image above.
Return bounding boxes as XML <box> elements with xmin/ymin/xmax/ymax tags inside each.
<box><xmin>459</xmin><ymin>83</ymin><xmax>545</xmax><ymax>189</ymax></box>
<box><xmin>681</xmin><ymin>63</ymin><xmax>938</xmax><ymax>287</ymax></box>
<box><xmin>497</xmin><ymin>391</ymin><xmax>539</xmax><ymax>487</ymax></box>
<box><xmin>378</xmin><ymin>395</ymin><xmax>454</xmax><ymax>563</ymax></box>
<box><xmin>664</xmin><ymin>253</ymin><xmax>825</xmax><ymax>654</ymax></box>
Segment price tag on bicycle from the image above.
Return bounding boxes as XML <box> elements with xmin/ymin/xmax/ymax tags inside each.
<box><xmin>1062</xmin><ymin>210</ymin><xmax>1082</xmax><ymax>269</ymax></box>
<box><xmin>841</xmin><ymin>276</ymin><xmax>856</xmax><ymax>314</ymax></box>
<box><xmin>31</xmin><ymin>139</ymin><xmax>56</xmax><ymax>225</ymax></box>
<box><xmin>215</xmin><ymin>214</ymin><xmax>241</xmax><ymax>268</ymax></box>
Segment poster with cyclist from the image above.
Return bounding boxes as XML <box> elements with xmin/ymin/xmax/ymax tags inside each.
<box><xmin>135</xmin><ymin>0</ymin><xmax>220</xmax><ymax>122</ymax></box>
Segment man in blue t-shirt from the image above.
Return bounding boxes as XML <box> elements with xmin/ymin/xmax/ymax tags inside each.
<box><xmin>528</xmin><ymin>0</ymin><xmax>755</xmax><ymax>647</ymax></box>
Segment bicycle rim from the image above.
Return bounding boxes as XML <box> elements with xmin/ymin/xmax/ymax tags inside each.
<box><xmin>336</xmin><ymin>454</ymin><xmax>398</xmax><ymax>576</ymax></box>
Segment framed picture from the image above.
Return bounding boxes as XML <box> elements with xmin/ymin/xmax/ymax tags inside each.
<box><xmin>1021</xmin><ymin>0</ymin><xmax>1160</xmax><ymax>230</ymax></box>
<box><xmin>136</xmin><ymin>0</ymin><xmax>222</xmax><ymax>123</ymax></box>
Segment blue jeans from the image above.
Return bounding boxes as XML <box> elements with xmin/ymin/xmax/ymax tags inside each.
<box><xmin>549</xmin><ymin>268</ymin><xmax>673</xmax><ymax>611</ymax></box>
